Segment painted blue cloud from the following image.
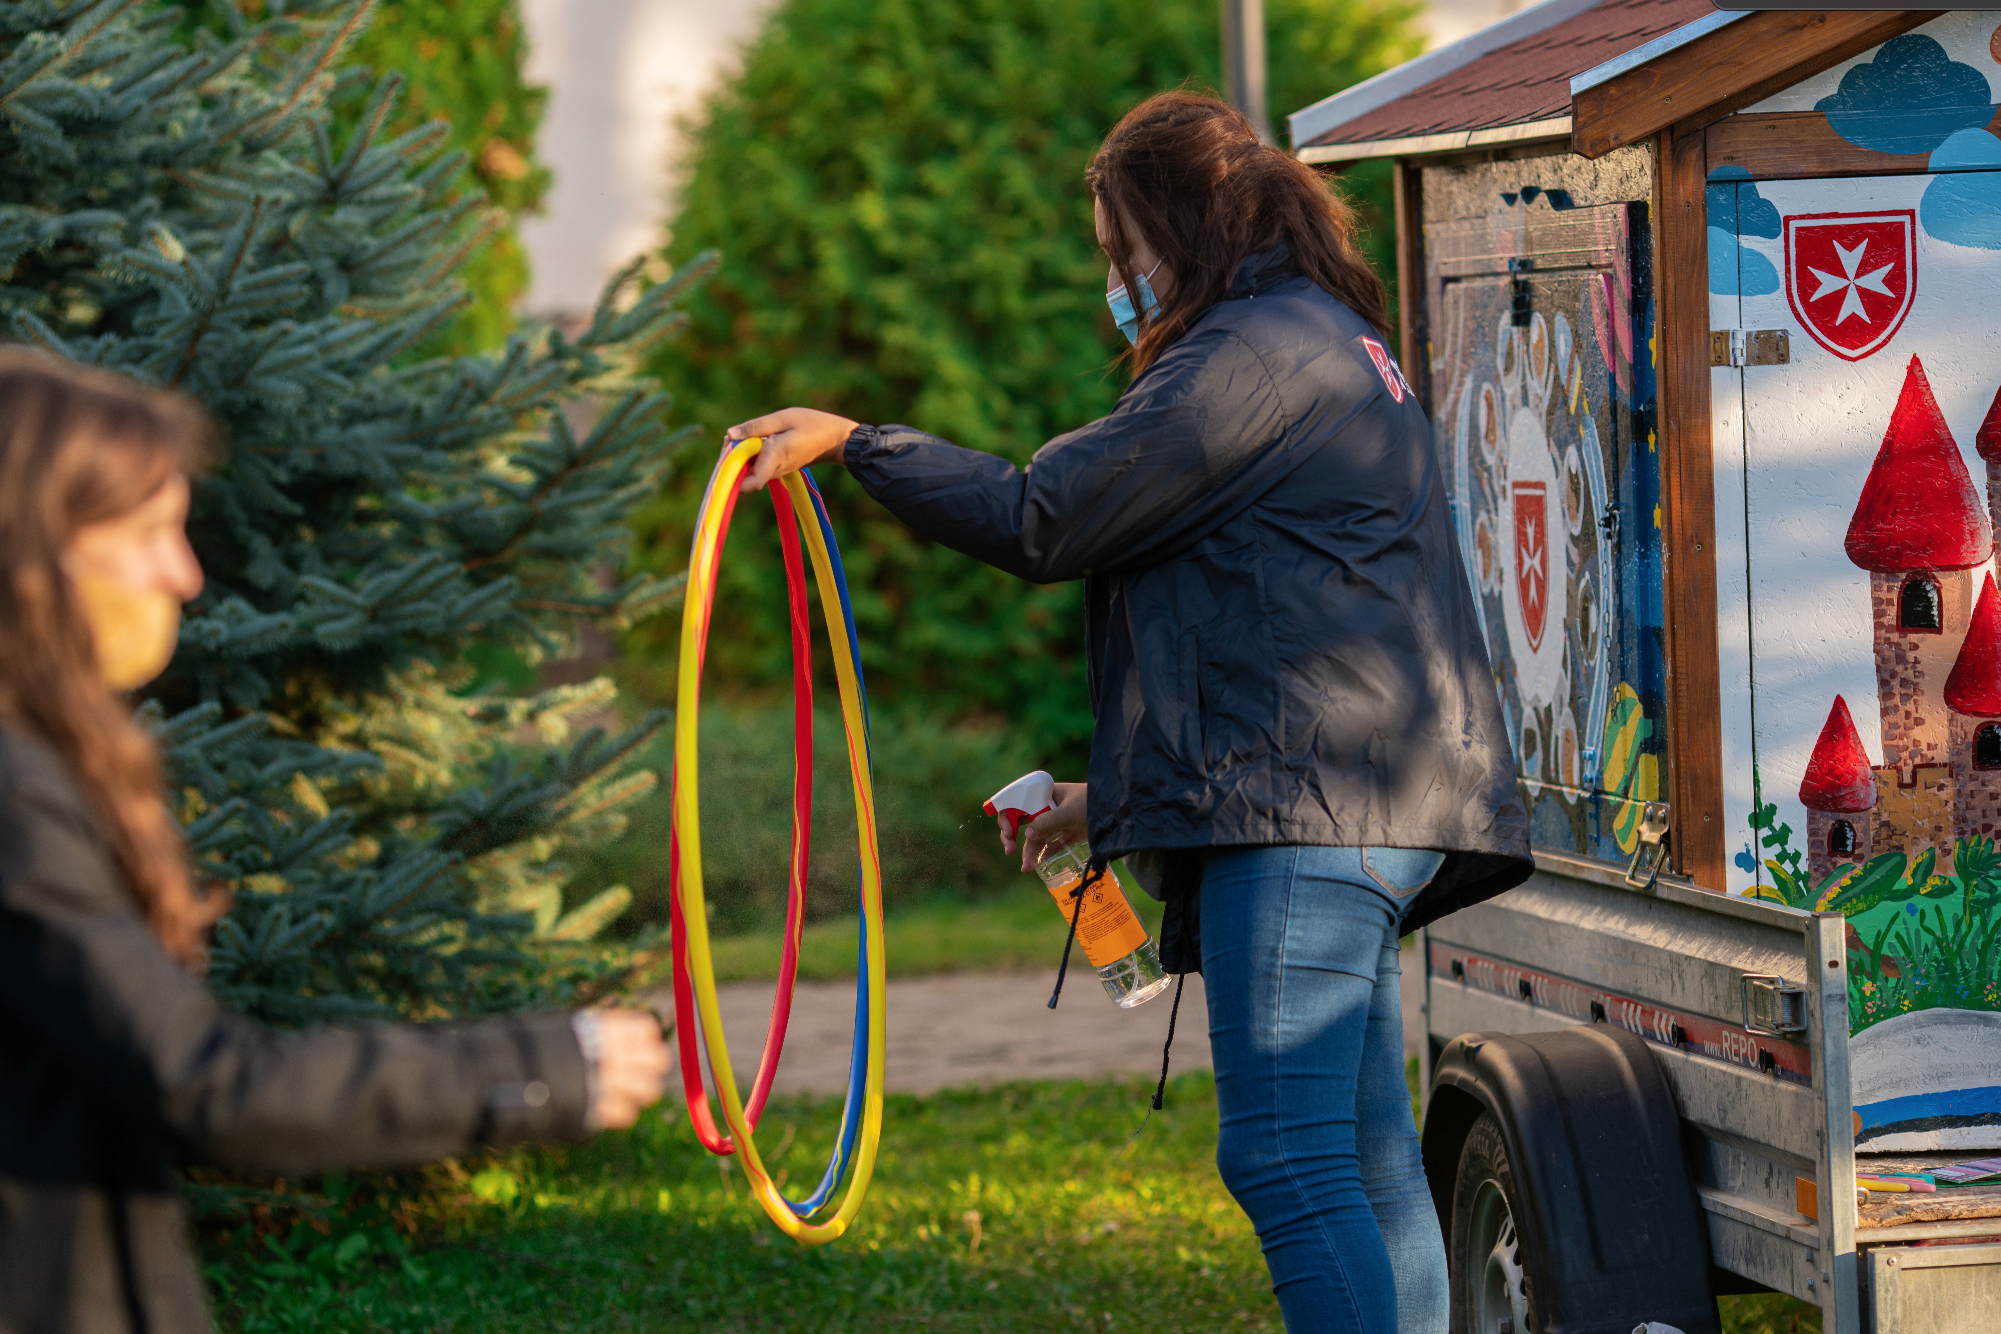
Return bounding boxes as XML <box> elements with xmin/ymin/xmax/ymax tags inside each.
<box><xmin>1816</xmin><ymin>34</ymin><xmax>1996</xmax><ymax>156</ymax></box>
<box><xmin>1932</xmin><ymin>125</ymin><xmax>2001</xmax><ymax>169</ymax></box>
<box><xmin>1706</xmin><ymin>168</ymin><xmax>1782</xmax><ymax>295</ymax></box>
<box><xmin>1709</xmin><ymin>233</ymin><xmax>1781</xmax><ymax>297</ymax></box>
<box><xmin>1922</xmin><ymin>130</ymin><xmax>2001</xmax><ymax>250</ymax></box>
<box><xmin>1706</xmin><ymin>165</ymin><xmax>1780</xmax><ymax>238</ymax></box>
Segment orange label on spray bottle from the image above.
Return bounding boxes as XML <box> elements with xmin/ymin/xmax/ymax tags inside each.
<box><xmin>1046</xmin><ymin>869</ymin><xmax>1149</xmax><ymax>967</ymax></box>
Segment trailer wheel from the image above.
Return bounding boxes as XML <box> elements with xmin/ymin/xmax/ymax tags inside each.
<box><xmin>1451</xmin><ymin>1112</ymin><xmax>1538</xmax><ymax>1334</ymax></box>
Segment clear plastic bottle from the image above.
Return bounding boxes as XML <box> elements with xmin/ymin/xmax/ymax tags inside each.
<box><xmin>1035</xmin><ymin>839</ymin><xmax>1172</xmax><ymax>1008</ymax></box>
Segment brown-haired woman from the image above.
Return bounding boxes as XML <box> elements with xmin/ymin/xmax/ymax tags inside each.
<box><xmin>0</xmin><ymin>349</ymin><xmax>671</xmax><ymax>1334</ymax></box>
<box><xmin>726</xmin><ymin>93</ymin><xmax>1529</xmax><ymax>1332</ymax></box>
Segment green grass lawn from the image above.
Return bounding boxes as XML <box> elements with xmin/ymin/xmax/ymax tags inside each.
<box><xmin>201</xmin><ymin>1073</ymin><xmax>1824</xmax><ymax>1333</ymax></box>
<box><xmin>202</xmin><ymin>889</ymin><xmax>1822</xmax><ymax>1331</ymax></box>
<box><xmin>205</xmin><ymin>1074</ymin><xmax>1277</xmax><ymax>1332</ymax></box>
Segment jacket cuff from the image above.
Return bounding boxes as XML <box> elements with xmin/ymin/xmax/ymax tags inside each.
<box><xmin>841</xmin><ymin>423</ymin><xmax>880</xmax><ymax>466</ymax></box>
<box><xmin>474</xmin><ymin>1012</ymin><xmax>592</xmax><ymax>1146</ymax></box>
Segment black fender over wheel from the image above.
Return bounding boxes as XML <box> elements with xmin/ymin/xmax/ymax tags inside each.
<box><xmin>1424</xmin><ymin>1024</ymin><xmax>1719</xmax><ymax>1334</ymax></box>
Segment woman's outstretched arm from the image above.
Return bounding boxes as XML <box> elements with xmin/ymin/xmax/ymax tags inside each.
<box><xmin>726</xmin><ymin>323</ymin><xmax>1310</xmax><ymax>584</ymax></box>
<box><xmin>0</xmin><ymin>727</ymin><xmax>662</xmax><ymax>1175</ymax></box>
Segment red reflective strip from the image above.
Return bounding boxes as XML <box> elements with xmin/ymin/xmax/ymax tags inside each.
<box><xmin>1428</xmin><ymin>942</ymin><xmax>1812</xmax><ymax>1086</ymax></box>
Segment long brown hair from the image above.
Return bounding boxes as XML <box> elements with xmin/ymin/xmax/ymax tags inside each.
<box><xmin>0</xmin><ymin>349</ymin><xmax>221</xmax><ymax>964</ymax></box>
<box><xmin>1087</xmin><ymin>91</ymin><xmax>1391</xmax><ymax>378</ymax></box>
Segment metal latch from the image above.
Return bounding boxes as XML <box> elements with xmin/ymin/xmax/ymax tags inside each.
<box><xmin>1742</xmin><ymin>973</ymin><xmax>1808</xmax><ymax>1037</ymax></box>
<box><xmin>1709</xmin><ymin>328</ymin><xmax>1791</xmax><ymax>367</ymax></box>
<box><xmin>1623</xmin><ymin>801</ymin><xmax>1672</xmax><ymax>891</ymax></box>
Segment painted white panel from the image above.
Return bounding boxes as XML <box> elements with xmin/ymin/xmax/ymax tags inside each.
<box><xmin>1743</xmin><ymin>14</ymin><xmax>1999</xmax><ymax>116</ymax></box>
<box><xmin>1851</xmin><ymin>1009</ymin><xmax>2001</xmax><ymax>1151</ymax></box>
<box><xmin>1738</xmin><ymin>172</ymin><xmax>2001</xmax><ymax>884</ymax></box>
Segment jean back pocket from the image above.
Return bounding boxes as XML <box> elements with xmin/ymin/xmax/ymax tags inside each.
<box><xmin>1360</xmin><ymin>847</ymin><xmax>1446</xmax><ymax>901</ymax></box>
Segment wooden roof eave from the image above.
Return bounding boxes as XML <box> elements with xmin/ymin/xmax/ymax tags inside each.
<box><xmin>1297</xmin><ymin>116</ymin><xmax>1573</xmax><ymax>166</ymax></box>
<box><xmin>1568</xmin><ymin>7</ymin><xmax>1944</xmax><ymax>160</ymax></box>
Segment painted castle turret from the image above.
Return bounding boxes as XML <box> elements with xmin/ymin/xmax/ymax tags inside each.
<box><xmin>1802</xmin><ymin>696</ymin><xmax>1878</xmax><ymax>886</ymax></box>
<box><xmin>1946</xmin><ymin>574</ymin><xmax>2001</xmax><ymax>841</ymax></box>
<box><xmin>1976</xmin><ymin>382</ymin><xmax>2001</xmax><ymax>542</ymax></box>
<box><xmin>1844</xmin><ymin>357</ymin><xmax>1990</xmax><ymax>773</ymax></box>
<box><xmin>1802</xmin><ymin>357</ymin><xmax>1997</xmax><ymax>886</ymax></box>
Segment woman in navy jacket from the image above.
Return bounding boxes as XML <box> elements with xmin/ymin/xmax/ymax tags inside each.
<box><xmin>728</xmin><ymin>94</ymin><xmax>1529</xmax><ymax>1333</ymax></box>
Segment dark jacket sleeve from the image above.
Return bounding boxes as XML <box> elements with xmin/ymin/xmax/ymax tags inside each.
<box><xmin>844</xmin><ymin>323</ymin><xmax>1299</xmax><ymax>582</ymax></box>
<box><xmin>0</xmin><ymin>734</ymin><xmax>590</xmax><ymax>1175</ymax></box>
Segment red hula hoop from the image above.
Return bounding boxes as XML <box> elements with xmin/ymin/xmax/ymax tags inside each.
<box><xmin>668</xmin><ymin>480</ymin><xmax>815</xmax><ymax>1155</ymax></box>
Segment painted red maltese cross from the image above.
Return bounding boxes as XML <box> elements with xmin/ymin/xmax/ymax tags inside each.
<box><xmin>1513</xmin><ymin>480</ymin><xmax>1548</xmax><ymax>653</ymax></box>
<box><xmin>1783</xmin><ymin>210</ymin><xmax>1916</xmax><ymax>362</ymax></box>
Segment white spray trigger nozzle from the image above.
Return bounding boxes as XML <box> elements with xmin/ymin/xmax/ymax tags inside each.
<box><xmin>984</xmin><ymin>769</ymin><xmax>1056</xmax><ymax>840</ymax></box>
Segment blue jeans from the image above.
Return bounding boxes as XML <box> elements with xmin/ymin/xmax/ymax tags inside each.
<box><xmin>1201</xmin><ymin>845</ymin><xmax>1449</xmax><ymax>1334</ymax></box>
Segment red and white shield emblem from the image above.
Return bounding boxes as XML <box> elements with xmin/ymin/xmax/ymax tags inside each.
<box><xmin>1361</xmin><ymin>336</ymin><xmax>1407</xmax><ymax>403</ymax></box>
<box><xmin>1512</xmin><ymin>481</ymin><xmax>1548</xmax><ymax>653</ymax></box>
<box><xmin>1783</xmin><ymin>210</ymin><xmax>1916</xmax><ymax>362</ymax></box>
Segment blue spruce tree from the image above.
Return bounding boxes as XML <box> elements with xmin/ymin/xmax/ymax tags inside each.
<box><xmin>0</xmin><ymin>0</ymin><xmax>711</xmax><ymax>1023</ymax></box>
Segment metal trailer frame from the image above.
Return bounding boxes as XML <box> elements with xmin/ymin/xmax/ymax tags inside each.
<box><xmin>1421</xmin><ymin>853</ymin><xmax>2001</xmax><ymax>1333</ymax></box>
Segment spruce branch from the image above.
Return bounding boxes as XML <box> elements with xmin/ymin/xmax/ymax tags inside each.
<box><xmin>166</xmin><ymin>195</ymin><xmax>268</xmax><ymax>387</ymax></box>
<box><xmin>0</xmin><ymin>0</ymin><xmax>713</xmax><ymax>1023</ymax></box>
<box><xmin>237</xmin><ymin>0</ymin><xmax>375</xmax><ymax>152</ymax></box>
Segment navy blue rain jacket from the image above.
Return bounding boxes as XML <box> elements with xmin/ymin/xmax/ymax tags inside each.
<box><xmin>844</xmin><ymin>245</ymin><xmax>1531</xmax><ymax>940</ymax></box>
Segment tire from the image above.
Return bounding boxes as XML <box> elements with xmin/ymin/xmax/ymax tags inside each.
<box><xmin>1449</xmin><ymin>1112</ymin><xmax>1539</xmax><ymax>1334</ymax></box>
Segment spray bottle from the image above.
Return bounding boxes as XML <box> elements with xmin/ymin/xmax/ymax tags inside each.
<box><xmin>984</xmin><ymin>770</ymin><xmax>1173</xmax><ymax>1008</ymax></box>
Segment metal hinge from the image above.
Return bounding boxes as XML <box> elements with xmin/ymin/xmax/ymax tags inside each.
<box><xmin>1709</xmin><ymin>328</ymin><xmax>1791</xmax><ymax>367</ymax></box>
<box><xmin>1742</xmin><ymin>973</ymin><xmax>1808</xmax><ymax>1037</ymax></box>
<box><xmin>1623</xmin><ymin>801</ymin><xmax>1672</xmax><ymax>891</ymax></box>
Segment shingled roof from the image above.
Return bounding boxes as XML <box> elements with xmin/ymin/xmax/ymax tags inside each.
<box><xmin>1289</xmin><ymin>0</ymin><xmax>1720</xmax><ymax>162</ymax></box>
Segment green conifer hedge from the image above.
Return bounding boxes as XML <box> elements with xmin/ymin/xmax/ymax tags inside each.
<box><xmin>346</xmin><ymin>0</ymin><xmax>548</xmax><ymax>351</ymax></box>
<box><xmin>636</xmin><ymin>0</ymin><xmax>1421</xmax><ymax>769</ymax></box>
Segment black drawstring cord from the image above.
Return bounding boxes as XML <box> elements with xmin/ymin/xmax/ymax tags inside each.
<box><xmin>1150</xmin><ymin>972</ymin><xmax>1188</xmax><ymax>1110</ymax></box>
<box><xmin>1043</xmin><ymin>857</ymin><xmax>1185</xmax><ymax>1120</ymax></box>
<box><xmin>1047</xmin><ymin>856</ymin><xmax>1108</xmax><ymax>1009</ymax></box>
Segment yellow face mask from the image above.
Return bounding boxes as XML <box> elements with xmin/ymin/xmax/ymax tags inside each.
<box><xmin>72</xmin><ymin>572</ymin><xmax>181</xmax><ymax>690</ymax></box>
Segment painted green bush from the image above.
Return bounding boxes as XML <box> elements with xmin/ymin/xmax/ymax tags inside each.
<box><xmin>1743</xmin><ymin>803</ymin><xmax>2001</xmax><ymax>1031</ymax></box>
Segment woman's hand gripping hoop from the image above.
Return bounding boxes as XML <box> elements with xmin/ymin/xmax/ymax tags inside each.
<box><xmin>668</xmin><ymin>438</ymin><xmax>887</xmax><ymax>1244</ymax></box>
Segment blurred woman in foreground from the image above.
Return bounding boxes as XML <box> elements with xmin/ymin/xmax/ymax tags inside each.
<box><xmin>0</xmin><ymin>350</ymin><xmax>671</xmax><ymax>1334</ymax></box>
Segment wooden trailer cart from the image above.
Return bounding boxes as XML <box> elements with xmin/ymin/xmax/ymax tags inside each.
<box><xmin>1286</xmin><ymin>5</ymin><xmax>2001</xmax><ymax>1331</ymax></box>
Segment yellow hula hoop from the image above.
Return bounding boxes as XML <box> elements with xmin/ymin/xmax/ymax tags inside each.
<box><xmin>673</xmin><ymin>439</ymin><xmax>888</xmax><ymax>1242</ymax></box>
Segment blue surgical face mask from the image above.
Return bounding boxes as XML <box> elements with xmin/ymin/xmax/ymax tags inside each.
<box><xmin>1107</xmin><ymin>261</ymin><xmax>1162</xmax><ymax>345</ymax></box>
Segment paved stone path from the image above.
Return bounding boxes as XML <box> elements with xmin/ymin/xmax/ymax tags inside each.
<box><xmin>654</xmin><ymin>944</ymin><xmax>1423</xmax><ymax>1096</ymax></box>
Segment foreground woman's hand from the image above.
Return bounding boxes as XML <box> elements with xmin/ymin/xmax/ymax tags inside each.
<box><xmin>584</xmin><ymin>1008</ymin><xmax>673</xmax><ymax>1131</ymax></box>
<box><xmin>724</xmin><ymin>407</ymin><xmax>860</xmax><ymax>493</ymax></box>
<box><xmin>999</xmin><ymin>781</ymin><xmax>1088</xmax><ymax>872</ymax></box>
